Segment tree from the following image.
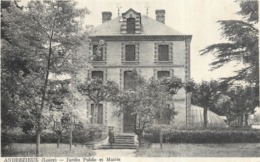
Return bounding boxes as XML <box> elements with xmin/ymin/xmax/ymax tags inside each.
<box><xmin>2</xmin><ymin>1</ymin><xmax>89</xmax><ymax>156</ymax></box>
<box><xmin>191</xmin><ymin>80</ymin><xmax>226</xmax><ymax>127</ymax></box>
<box><xmin>77</xmin><ymin>78</ymin><xmax>119</xmax><ymax>123</ymax></box>
<box><xmin>77</xmin><ymin>77</ymin><xmax>121</xmax><ymax>149</ymax></box>
<box><xmin>109</xmin><ymin>71</ymin><xmax>182</xmax><ymax>149</ymax></box>
<box><xmin>47</xmin><ymin>79</ymin><xmax>69</xmax><ymax>148</ymax></box>
<box><xmin>201</xmin><ymin>0</ymin><xmax>258</xmax><ymax>87</ymax></box>
<box><xmin>225</xmin><ymin>85</ymin><xmax>258</xmax><ymax>127</ymax></box>
<box><xmin>1</xmin><ymin>1</ymin><xmax>26</xmax><ymax>151</ymax></box>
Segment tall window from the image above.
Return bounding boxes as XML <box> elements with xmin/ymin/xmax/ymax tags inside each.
<box><xmin>92</xmin><ymin>71</ymin><xmax>104</xmax><ymax>80</ymax></box>
<box><xmin>91</xmin><ymin>104</ymin><xmax>103</xmax><ymax>124</ymax></box>
<box><xmin>125</xmin><ymin>45</ymin><xmax>136</xmax><ymax>61</ymax></box>
<box><xmin>158</xmin><ymin>104</ymin><xmax>171</xmax><ymax>125</ymax></box>
<box><xmin>92</xmin><ymin>45</ymin><xmax>103</xmax><ymax>61</ymax></box>
<box><xmin>157</xmin><ymin>71</ymin><xmax>170</xmax><ymax>80</ymax></box>
<box><xmin>127</xmin><ymin>18</ymin><xmax>135</xmax><ymax>34</ymax></box>
<box><xmin>158</xmin><ymin>45</ymin><xmax>169</xmax><ymax>61</ymax></box>
<box><xmin>124</xmin><ymin>71</ymin><xmax>138</xmax><ymax>90</ymax></box>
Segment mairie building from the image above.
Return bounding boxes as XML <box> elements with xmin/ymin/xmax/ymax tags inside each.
<box><xmin>77</xmin><ymin>8</ymin><xmax>192</xmax><ymax>134</ymax></box>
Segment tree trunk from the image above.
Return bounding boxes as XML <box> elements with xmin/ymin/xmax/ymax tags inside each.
<box><xmin>160</xmin><ymin>106</ymin><xmax>163</xmax><ymax>149</ymax></box>
<box><xmin>57</xmin><ymin>133</ymin><xmax>61</xmax><ymax>148</ymax></box>
<box><xmin>203</xmin><ymin>107</ymin><xmax>208</xmax><ymax>128</ymax></box>
<box><xmin>36</xmin><ymin>25</ymin><xmax>55</xmax><ymax>156</ymax></box>
<box><xmin>137</xmin><ymin>134</ymin><xmax>142</xmax><ymax>152</ymax></box>
<box><xmin>245</xmin><ymin>114</ymin><xmax>249</xmax><ymax>127</ymax></box>
<box><xmin>138</xmin><ymin>135</ymin><xmax>142</xmax><ymax>147</ymax></box>
<box><xmin>240</xmin><ymin>113</ymin><xmax>244</xmax><ymax>127</ymax></box>
<box><xmin>36</xmin><ymin>132</ymin><xmax>41</xmax><ymax>157</ymax></box>
<box><xmin>227</xmin><ymin>117</ymin><xmax>231</xmax><ymax>126</ymax></box>
<box><xmin>69</xmin><ymin>128</ymin><xmax>73</xmax><ymax>151</ymax></box>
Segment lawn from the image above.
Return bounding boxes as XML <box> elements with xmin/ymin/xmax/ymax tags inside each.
<box><xmin>3</xmin><ymin>143</ymin><xmax>260</xmax><ymax>157</ymax></box>
<box><xmin>2</xmin><ymin>143</ymin><xmax>95</xmax><ymax>157</ymax></box>
<box><xmin>136</xmin><ymin>143</ymin><xmax>260</xmax><ymax>157</ymax></box>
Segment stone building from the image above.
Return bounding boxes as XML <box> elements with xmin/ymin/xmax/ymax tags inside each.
<box><xmin>78</xmin><ymin>8</ymin><xmax>192</xmax><ymax>134</ymax></box>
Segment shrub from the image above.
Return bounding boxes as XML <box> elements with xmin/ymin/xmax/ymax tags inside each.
<box><xmin>1</xmin><ymin>131</ymin><xmax>13</xmax><ymax>149</ymax></box>
<box><xmin>144</xmin><ymin>125</ymin><xmax>260</xmax><ymax>143</ymax></box>
<box><xmin>4</xmin><ymin>124</ymin><xmax>103</xmax><ymax>144</ymax></box>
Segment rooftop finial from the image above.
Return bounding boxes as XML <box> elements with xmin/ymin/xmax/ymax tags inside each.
<box><xmin>116</xmin><ymin>3</ymin><xmax>122</xmax><ymax>16</ymax></box>
<box><xmin>145</xmin><ymin>2</ymin><xmax>150</xmax><ymax>15</ymax></box>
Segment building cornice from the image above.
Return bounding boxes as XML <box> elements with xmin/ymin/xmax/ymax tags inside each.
<box><xmin>89</xmin><ymin>35</ymin><xmax>192</xmax><ymax>42</ymax></box>
<box><xmin>92</xmin><ymin>64</ymin><xmax>185</xmax><ymax>68</ymax></box>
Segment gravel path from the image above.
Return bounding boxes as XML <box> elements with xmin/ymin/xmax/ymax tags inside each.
<box><xmin>94</xmin><ymin>149</ymin><xmax>136</xmax><ymax>157</ymax></box>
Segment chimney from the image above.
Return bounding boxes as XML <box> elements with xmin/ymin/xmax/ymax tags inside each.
<box><xmin>155</xmin><ymin>9</ymin><xmax>165</xmax><ymax>24</ymax></box>
<box><xmin>102</xmin><ymin>11</ymin><xmax>112</xmax><ymax>23</ymax></box>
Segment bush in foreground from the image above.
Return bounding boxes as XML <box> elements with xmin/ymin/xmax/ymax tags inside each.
<box><xmin>3</xmin><ymin>125</ymin><xmax>103</xmax><ymax>145</ymax></box>
<box><xmin>144</xmin><ymin>125</ymin><xmax>260</xmax><ymax>143</ymax></box>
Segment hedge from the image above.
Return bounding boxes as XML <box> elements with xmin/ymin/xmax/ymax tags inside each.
<box><xmin>144</xmin><ymin>125</ymin><xmax>260</xmax><ymax>143</ymax></box>
<box><xmin>3</xmin><ymin>125</ymin><xmax>103</xmax><ymax>145</ymax></box>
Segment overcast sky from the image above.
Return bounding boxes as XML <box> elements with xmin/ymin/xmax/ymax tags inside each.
<box><xmin>19</xmin><ymin>0</ymin><xmax>244</xmax><ymax>82</ymax></box>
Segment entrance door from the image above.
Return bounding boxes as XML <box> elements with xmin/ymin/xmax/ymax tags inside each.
<box><xmin>123</xmin><ymin>108</ymin><xmax>135</xmax><ymax>133</ymax></box>
<box><xmin>123</xmin><ymin>71</ymin><xmax>137</xmax><ymax>133</ymax></box>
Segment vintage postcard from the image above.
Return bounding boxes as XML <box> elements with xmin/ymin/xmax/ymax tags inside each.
<box><xmin>1</xmin><ymin>0</ymin><xmax>259</xmax><ymax>161</ymax></box>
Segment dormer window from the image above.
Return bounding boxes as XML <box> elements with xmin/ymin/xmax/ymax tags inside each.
<box><xmin>121</xmin><ymin>9</ymin><xmax>141</xmax><ymax>34</ymax></box>
<box><xmin>127</xmin><ymin>18</ymin><xmax>135</xmax><ymax>34</ymax></box>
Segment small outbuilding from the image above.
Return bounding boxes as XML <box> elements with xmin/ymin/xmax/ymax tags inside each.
<box><xmin>189</xmin><ymin>105</ymin><xmax>227</xmax><ymax>128</ymax></box>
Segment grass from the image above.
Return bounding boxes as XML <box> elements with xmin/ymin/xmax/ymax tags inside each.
<box><xmin>136</xmin><ymin>143</ymin><xmax>260</xmax><ymax>157</ymax></box>
<box><xmin>3</xmin><ymin>143</ymin><xmax>260</xmax><ymax>157</ymax></box>
<box><xmin>2</xmin><ymin>143</ymin><xmax>96</xmax><ymax>157</ymax></box>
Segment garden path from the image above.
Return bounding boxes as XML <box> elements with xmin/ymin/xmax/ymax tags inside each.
<box><xmin>94</xmin><ymin>149</ymin><xmax>136</xmax><ymax>157</ymax></box>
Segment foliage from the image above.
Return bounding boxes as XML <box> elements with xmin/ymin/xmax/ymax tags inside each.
<box><xmin>200</xmin><ymin>0</ymin><xmax>259</xmax><ymax>89</ymax></box>
<box><xmin>224</xmin><ymin>85</ymin><xmax>258</xmax><ymax>126</ymax></box>
<box><xmin>3</xmin><ymin>125</ymin><xmax>102</xmax><ymax>145</ymax></box>
<box><xmin>77</xmin><ymin>78</ymin><xmax>119</xmax><ymax>105</ymax></box>
<box><xmin>110</xmin><ymin>71</ymin><xmax>183</xmax><ymax>146</ymax></box>
<box><xmin>191</xmin><ymin>80</ymin><xmax>226</xmax><ymax>127</ymax></box>
<box><xmin>1</xmin><ymin>0</ymin><xmax>89</xmax><ymax>155</ymax></box>
<box><xmin>144</xmin><ymin>125</ymin><xmax>260</xmax><ymax>143</ymax></box>
<box><xmin>184</xmin><ymin>79</ymin><xmax>196</xmax><ymax>93</ymax></box>
<box><xmin>237</xmin><ymin>0</ymin><xmax>258</xmax><ymax>23</ymax></box>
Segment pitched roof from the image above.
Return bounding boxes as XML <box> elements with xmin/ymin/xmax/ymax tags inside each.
<box><xmin>91</xmin><ymin>15</ymin><xmax>183</xmax><ymax>36</ymax></box>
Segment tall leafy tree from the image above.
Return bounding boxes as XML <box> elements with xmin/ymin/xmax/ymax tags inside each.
<box><xmin>1</xmin><ymin>1</ymin><xmax>25</xmax><ymax>150</ymax></box>
<box><xmin>109</xmin><ymin>71</ymin><xmax>182</xmax><ymax>148</ymax></box>
<box><xmin>77</xmin><ymin>78</ymin><xmax>120</xmax><ymax>118</ymax></box>
<box><xmin>191</xmin><ymin>80</ymin><xmax>226</xmax><ymax>127</ymax></box>
<box><xmin>200</xmin><ymin>0</ymin><xmax>259</xmax><ymax>91</ymax></box>
<box><xmin>226</xmin><ymin>85</ymin><xmax>258</xmax><ymax>126</ymax></box>
<box><xmin>2</xmin><ymin>1</ymin><xmax>89</xmax><ymax>156</ymax></box>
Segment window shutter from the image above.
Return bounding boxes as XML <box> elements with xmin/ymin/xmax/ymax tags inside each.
<box><xmin>157</xmin><ymin>71</ymin><xmax>170</xmax><ymax>80</ymax></box>
<box><xmin>93</xmin><ymin>45</ymin><xmax>103</xmax><ymax>61</ymax></box>
<box><xmin>127</xmin><ymin>18</ymin><xmax>135</xmax><ymax>34</ymax></box>
<box><xmin>92</xmin><ymin>71</ymin><xmax>104</xmax><ymax>80</ymax></box>
<box><xmin>125</xmin><ymin>45</ymin><xmax>136</xmax><ymax>61</ymax></box>
<box><xmin>97</xmin><ymin>104</ymin><xmax>103</xmax><ymax>124</ymax></box>
<box><xmin>91</xmin><ymin>104</ymin><xmax>95</xmax><ymax>123</ymax></box>
<box><xmin>124</xmin><ymin>71</ymin><xmax>138</xmax><ymax>90</ymax></box>
<box><xmin>158</xmin><ymin>45</ymin><xmax>169</xmax><ymax>61</ymax></box>
<box><xmin>159</xmin><ymin>104</ymin><xmax>171</xmax><ymax>125</ymax></box>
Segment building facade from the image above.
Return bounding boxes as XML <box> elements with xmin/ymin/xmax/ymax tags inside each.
<box><xmin>78</xmin><ymin>9</ymin><xmax>192</xmax><ymax>134</ymax></box>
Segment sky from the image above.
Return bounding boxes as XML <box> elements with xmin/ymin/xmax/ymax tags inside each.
<box><xmin>19</xmin><ymin>0</ymin><xmax>244</xmax><ymax>82</ymax></box>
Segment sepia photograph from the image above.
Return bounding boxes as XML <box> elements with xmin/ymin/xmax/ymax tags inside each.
<box><xmin>1</xmin><ymin>0</ymin><xmax>259</xmax><ymax>159</ymax></box>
